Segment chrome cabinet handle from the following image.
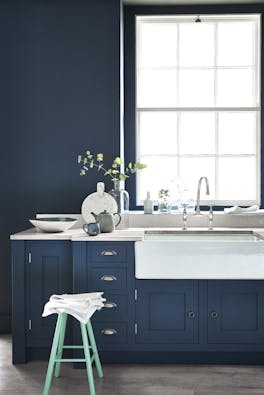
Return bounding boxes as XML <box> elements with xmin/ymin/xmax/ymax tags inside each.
<box><xmin>210</xmin><ymin>311</ymin><xmax>219</xmax><ymax>319</ymax></box>
<box><xmin>187</xmin><ymin>311</ymin><xmax>196</xmax><ymax>319</ymax></box>
<box><xmin>101</xmin><ymin>250</ymin><xmax>117</xmax><ymax>256</ymax></box>
<box><xmin>100</xmin><ymin>275</ymin><xmax>117</xmax><ymax>281</ymax></box>
<box><xmin>101</xmin><ymin>328</ymin><xmax>117</xmax><ymax>335</ymax></box>
<box><xmin>104</xmin><ymin>302</ymin><xmax>117</xmax><ymax>309</ymax></box>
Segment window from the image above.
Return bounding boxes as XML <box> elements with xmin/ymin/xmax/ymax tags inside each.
<box><xmin>135</xmin><ymin>14</ymin><xmax>260</xmax><ymax>206</ymax></box>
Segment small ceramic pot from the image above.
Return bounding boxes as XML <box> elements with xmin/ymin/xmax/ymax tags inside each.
<box><xmin>83</xmin><ymin>222</ymin><xmax>100</xmax><ymax>236</ymax></box>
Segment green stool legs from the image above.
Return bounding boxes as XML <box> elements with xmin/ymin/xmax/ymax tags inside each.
<box><xmin>87</xmin><ymin>319</ymin><xmax>103</xmax><ymax>378</ymax></box>
<box><xmin>81</xmin><ymin>323</ymin><xmax>96</xmax><ymax>395</ymax></box>
<box><xmin>43</xmin><ymin>313</ymin><xmax>65</xmax><ymax>395</ymax></box>
<box><xmin>54</xmin><ymin>313</ymin><xmax>68</xmax><ymax>378</ymax></box>
<box><xmin>42</xmin><ymin>313</ymin><xmax>103</xmax><ymax>395</ymax></box>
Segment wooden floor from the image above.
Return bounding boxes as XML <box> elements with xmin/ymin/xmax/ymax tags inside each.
<box><xmin>1</xmin><ymin>335</ymin><xmax>264</xmax><ymax>395</ymax></box>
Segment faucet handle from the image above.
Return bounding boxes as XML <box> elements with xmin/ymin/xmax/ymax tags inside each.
<box><xmin>182</xmin><ymin>203</ymin><xmax>188</xmax><ymax>230</ymax></box>
<box><xmin>208</xmin><ymin>204</ymin><xmax>213</xmax><ymax>230</ymax></box>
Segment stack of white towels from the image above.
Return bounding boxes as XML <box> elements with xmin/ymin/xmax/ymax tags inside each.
<box><xmin>42</xmin><ymin>293</ymin><xmax>106</xmax><ymax>324</ymax></box>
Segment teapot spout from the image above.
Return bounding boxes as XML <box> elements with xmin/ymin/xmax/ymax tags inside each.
<box><xmin>91</xmin><ymin>212</ymin><xmax>98</xmax><ymax>221</ymax></box>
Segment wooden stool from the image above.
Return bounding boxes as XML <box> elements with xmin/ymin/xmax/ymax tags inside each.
<box><xmin>43</xmin><ymin>312</ymin><xmax>103</xmax><ymax>395</ymax></box>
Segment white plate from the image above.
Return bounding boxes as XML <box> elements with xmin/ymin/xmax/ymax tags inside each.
<box><xmin>81</xmin><ymin>182</ymin><xmax>118</xmax><ymax>223</ymax></box>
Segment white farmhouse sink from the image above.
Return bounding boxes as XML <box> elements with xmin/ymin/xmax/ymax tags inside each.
<box><xmin>135</xmin><ymin>230</ymin><xmax>264</xmax><ymax>280</ymax></box>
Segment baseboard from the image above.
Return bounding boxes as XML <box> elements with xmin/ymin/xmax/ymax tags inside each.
<box><xmin>0</xmin><ymin>315</ymin><xmax>11</xmax><ymax>334</ymax></box>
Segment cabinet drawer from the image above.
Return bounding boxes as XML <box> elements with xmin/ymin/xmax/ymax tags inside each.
<box><xmin>89</xmin><ymin>268</ymin><xmax>127</xmax><ymax>291</ymax></box>
<box><xmin>94</xmin><ymin>294</ymin><xmax>127</xmax><ymax>321</ymax></box>
<box><xmin>93</xmin><ymin>322</ymin><xmax>128</xmax><ymax>345</ymax></box>
<box><xmin>90</xmin><ymin>243</ymin><xmax>126</xmax><ymax>263</ymax></box>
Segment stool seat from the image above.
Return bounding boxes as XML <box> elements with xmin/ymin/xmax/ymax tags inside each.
<box><xmin>43</xmin><ymin>312</ymin><xmax>103</xmax><ymax>395</ymax></box>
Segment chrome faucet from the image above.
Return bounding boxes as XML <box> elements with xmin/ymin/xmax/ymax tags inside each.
<box><xmin>195</xmin><ymin>176</ymin><xmax>210</xmax><ymax>214</ymax></box>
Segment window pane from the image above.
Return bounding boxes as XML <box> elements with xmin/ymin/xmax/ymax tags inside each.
<box><xmin>180</xmin><ymin>157</ymin><xmax>215</xmax><ymax>199</ymax></box>
<box><xmin>137</xmin><ymin>70</ymin><xmax>177</xmax><ymax>107</ymax></box>
<box><xmin>138</xmin><ymin>112</ymin><xmax>177</xmax><ymax>155</ymax></box>
<box><xmin>139</xmin><ymin>23</ymin><xmax>178</xmax><ymax>68</ymax></box>
<box><xmin>218</xmin><ymin>112</ymin><xmax>256</xmax><ymax>154</ymax></box>
<box><xmin>138</xmin><ymin>156</ymin><xmax>177</xmax><ymax>201</ymax></box>
<box><xmin>179</xmin><ymin>70</ymin><xmax>214</xmax><ymax>106</ymax></box>
<box><xmin>218</xmin><ymin>157</ymin><xmax>256</xmax><ymax>200</ymax></box>
<box><xmin>179</xmin><ymin>23</ymin><xmax>215</xmax><ymax>67</ymax></box>
<box><xmin>217</xmin><ymin>69</ymin><xmax>254</xmax><ymax>107</ymax></box>
<box><xmin>180</xmin><ymin>112</ymin><xmax>215</xmax><ymax>154</ymax></box>
<box><xmin>218</xmin><ymin>22</ymin><xmax>254</xmax><ymax>66</ymax></box>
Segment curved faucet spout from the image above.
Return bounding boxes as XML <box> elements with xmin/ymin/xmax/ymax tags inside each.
<box><xmin>195</xmin><ymin>176</ymin><xmax>210</xmax><ymax>214</ymax></box>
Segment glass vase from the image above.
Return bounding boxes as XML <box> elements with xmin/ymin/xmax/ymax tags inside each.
<box><xmin>109</xmin><ymin>179</ymin><xmax>129</xmax><ymax>213</ymax></box>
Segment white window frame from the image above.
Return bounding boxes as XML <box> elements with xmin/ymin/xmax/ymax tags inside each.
<box><xmin>135</xmin><ymin>14</ymin><xmax>261</xmax><ymax>206</ymax></box>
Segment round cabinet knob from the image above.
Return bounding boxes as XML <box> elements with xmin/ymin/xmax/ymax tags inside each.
<box><xmin>100</xmin><ymin>275</ymin><xmax>117</xmax><ymax>281</ymax></box>
<box><xmin>104</xmin><ymin>302</ymin><xmax>117</xmax><ymax>309</ymax></box>
<box><xmin>210</xmin><ymin>311</ymin><xmax>219</xmax><ymax>319</ymax></box>
<box><xmin>187</xmin><ymin>311</ymin><xmax>196</xmax><ymax>319</ymax></box>
<box><xmin>101</xmin><ymin>328</ymin><xmax>118</xmax><ymax>335</ymax></box>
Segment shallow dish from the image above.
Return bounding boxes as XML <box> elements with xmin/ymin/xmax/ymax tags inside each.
<box><xmin>29</xmin><ymin>217</ymin><xmax>78</xmax><ymax>233</ymax></box>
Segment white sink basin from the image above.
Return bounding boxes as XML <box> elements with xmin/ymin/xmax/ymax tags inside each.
<box><xmin>135</xmin><ymin>230</ymin><xmax>264</xmax><ymax>280</ymax></box>
<box><xmin>144</xmin><ymin>230</ymin><xmax>262</xmax><ymax>242</ymax></box>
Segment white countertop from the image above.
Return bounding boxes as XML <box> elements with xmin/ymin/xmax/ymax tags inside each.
<box><xmin>10</xmin><ymin>227</ymin><xmax>264</xmax><ymax>241</ymax></box>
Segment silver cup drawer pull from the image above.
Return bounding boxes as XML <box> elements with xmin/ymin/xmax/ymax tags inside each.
<box><xmin>100</xmin><ymin>275</ymin><xmax>117</xmax><ymax>281</ymax></box>
<box><xmin>101</xmin><ymin>328</ymin><xmax>118</xmax><ymax>335</ymax></box>
<box><xmin>104</xmin><ymin>302</ymin><xmax>117</xmax><ymax>309</ymax></box>
<box><xmin>101</xmin><ymin>250</ymin><xmax>117</xmax><ymax>256</ymax></box>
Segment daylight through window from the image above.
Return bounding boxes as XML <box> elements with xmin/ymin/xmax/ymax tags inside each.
<box><xmin>136</xmin><ymin>14</ymin><xmax>260</xmax><ymax>206</ymax></box>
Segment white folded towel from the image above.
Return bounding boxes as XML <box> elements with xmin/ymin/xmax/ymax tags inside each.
<box><xmin>224</xmin><ymin>205</ymin><xmax>259</xmax><ymax>214</ymax></box>
<box><xmin>42</xmin><ymin>292</ymin><xmax>106</xmax><ymax>324</ymax></box>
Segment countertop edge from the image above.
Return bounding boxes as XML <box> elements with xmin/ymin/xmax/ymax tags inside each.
<box><xmin>10</xmin><ymin>227</ymin><xmax>264</xmax><ymax>241</ymax></box>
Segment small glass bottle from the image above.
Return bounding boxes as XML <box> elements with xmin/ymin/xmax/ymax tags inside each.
<box><xmin>144</xmin><ymin>191</ymin><xmax>154</xmax><ymax>214</ymax></box>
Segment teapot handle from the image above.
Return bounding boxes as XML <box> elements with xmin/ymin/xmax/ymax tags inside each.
<box><xmin>114</xmin><ymin>213</ymin><xmax>121</xmax><ymax>227</ymax></box>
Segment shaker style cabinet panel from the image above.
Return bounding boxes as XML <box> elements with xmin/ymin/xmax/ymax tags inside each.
<box><xmin>207</xmin><ymin>281</ymin><xmax>264</xmax><ymax>344</ymax></box>
<box><xmin>135</xmin><ymin>280</ymin><xmax>199</xmax><ymax>344</ymax></box>
<box><xmin>26</xmin><ymin>241</ymin><xmax>72</xmax><ymax>347</ymax></box>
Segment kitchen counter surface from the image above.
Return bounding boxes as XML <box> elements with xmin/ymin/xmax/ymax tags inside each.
<box><xmin>10</xmin><ymin>227</ymin><xmax>264</xmax><ymax>241</ymax></box>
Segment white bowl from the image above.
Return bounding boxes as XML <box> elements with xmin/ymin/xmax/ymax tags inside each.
<box><xmin>29</xmin><ymin>217</ymin><xmax>78</xmax><ymax>233</ymax></box>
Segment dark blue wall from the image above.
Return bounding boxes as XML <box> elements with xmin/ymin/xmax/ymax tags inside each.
<box><xmin>0</xmin><ymin>0</ymin><xmax>121</xmax><ymax>333</ymax></box>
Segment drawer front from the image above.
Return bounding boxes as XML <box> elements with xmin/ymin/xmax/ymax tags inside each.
<box><xmin>90</xmin><ymin>268</ymin><xmax>127</xmax><ymax>291</ymax></box>
<box><xmin>94</xmin><ymin>294</ymin><xmax>127</xmax><ymax>321</ymax></box>
<box><xmin>93</xmin><ymin>322</ymin><xmax>128</xmax><ymax>345</ymax></box>
<box><xmin>90</xmin><ymin>243</ymin><xmax>126</xmax><ymax>263</ymax></box>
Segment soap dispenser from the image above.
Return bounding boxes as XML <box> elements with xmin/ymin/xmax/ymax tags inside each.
<box><xmin>144</xmin><ymin>191</ymin><xmax>154</xmax><ymax>214</ymax></box>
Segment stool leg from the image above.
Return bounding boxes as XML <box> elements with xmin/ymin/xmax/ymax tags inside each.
<box><xmin>80</xmin><ymin>322</ymin><xmax>96</xmax><ymax>395</ymax></box>
<box><xmin>54</xmin><ymin>313</ymin><xmax>68</xmax><ymax>378</ymax></box>
<box><xmin>86</xmin><ymin>320</ymin><xmax>103</xmax><ymax>378</ymax></box>
<box><xmin>43</xmin><ymin>314</ymin><xmax>63</xmax><ymax>395</ymax></box>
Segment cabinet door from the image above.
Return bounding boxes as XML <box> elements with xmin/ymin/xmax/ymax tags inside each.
<box><xmin>26</xmin><ymin>241</ymin><xmax>72</xmax><ymax>347</ymax></box>
<box><xmin>208</xmin><ymin>281</ymin><xmax>264</xmax><ymax>344</ymax></box>
<box><xmin>136</xmin><ymin>280</ymin><xmax>198</xmax><ymax>344</ymax></box>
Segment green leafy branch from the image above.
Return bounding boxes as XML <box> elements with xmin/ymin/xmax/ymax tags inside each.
<box><xmin>78</xmin><ymin>150</ymin><xmax>147</xmax><ymax>181</ymax></box>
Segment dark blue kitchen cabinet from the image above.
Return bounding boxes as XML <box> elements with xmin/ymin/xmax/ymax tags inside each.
<box><xmin>12</xmin><ymin>240</ymin><xmax>72</xmax><ymax>363</ymax></box>
<box><xmin>207</xmin><ymin>280</ymin><xmax>264</xmax><ymax>344</ymax></box>
<box><xmin>12</xmin><ymin>238</ymin><xmax>264</xmax><ymax>365</ymax></box>
<box><xmin>26</xmin><ymin>241</ymin><xmax>72</xmax><ymax>347</ymax></box>
<box><xmin>73</xmin><ymin>241</ymin><xmax>135</xmax><ymax>350</ymax></box>
<box><xmin>136</xmin><ymin>280</ymin><xmax>198</xmax><ymax>344</ymax></box>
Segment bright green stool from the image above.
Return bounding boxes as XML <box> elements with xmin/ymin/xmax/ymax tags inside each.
<box><xmin>43</xmin><ymin>312</ymin><xmax>103</xmax><ymax>395</ymax></box>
